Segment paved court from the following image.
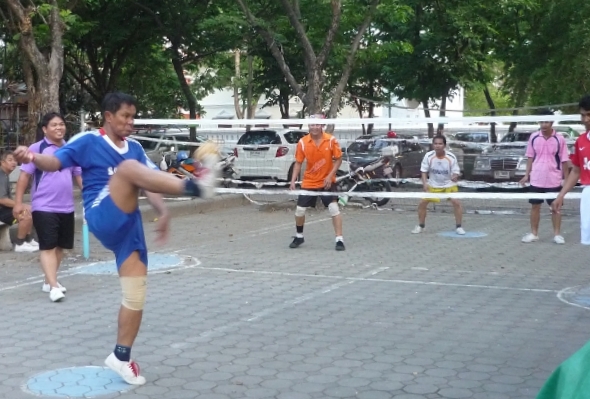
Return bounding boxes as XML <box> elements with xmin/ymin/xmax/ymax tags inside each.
<box><xmin>1</xmin><ymin>199</ymin><xmax>589</xmax><ymax>399</ymax></box>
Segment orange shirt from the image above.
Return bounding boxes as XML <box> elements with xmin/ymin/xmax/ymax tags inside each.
<box><xmin>295</xmin><ymin>132</ymin><xmax>342</xmax><ymax>189</ymax></box>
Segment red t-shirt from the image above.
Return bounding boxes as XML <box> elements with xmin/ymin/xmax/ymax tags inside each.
<box><xmin>570</xmin><ymin>132</ymin><xmax>590</xmax><ymax>185</ymax></box>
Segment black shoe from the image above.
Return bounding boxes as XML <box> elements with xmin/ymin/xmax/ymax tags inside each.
<box><xmin>335</xmin><ymin>241</ymin><xmax>345</xmax><ymax>251</ymax></box>
<box><xmin>290</xmin><ymin>237</ymin><xmax>304</xmax><ymax>248</ymax></box>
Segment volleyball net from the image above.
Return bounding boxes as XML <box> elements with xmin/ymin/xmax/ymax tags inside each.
<box><xmin>130</xmin><ymin>113</ymin><xmax>585</xmax><ymax>213</ymax></box>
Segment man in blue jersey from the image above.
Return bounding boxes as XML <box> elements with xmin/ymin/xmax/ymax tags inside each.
<box><xmin>13</xmin><ymin>92</ymin><xmax>219</xmax><ymax>385</ymax></box>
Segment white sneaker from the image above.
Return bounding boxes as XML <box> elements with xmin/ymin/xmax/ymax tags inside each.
<box><xmin>553</xmin><ymin>235</ymin><xmax>565</xmax><ymax>244</ymax></box>
<box><xmin>42</xmin><ymin>282</ymin><xmax>66</xmax><ymax>293</ymax></box>
<box><xmin>411</xmin><ymin>225</ymin><xmax>424</xmax><ymax>234</ymax></box>
<box><xmin>193</xmin><ymin>154</ymin><xmax>220</xmax><ymax>199</ymax></box>
<box><xmin>456</xmin><ymin>227</ymin><xmax>466</xmax><ymax>235</ymax></box>
<box><xmin>105</xmin><ymin>353</ymin><xmax>146</xmax><ymax>385</ymax></box>
<box><xmin>522</xmin><ymin>233</ymin><xmax>539</xmax><ymax>243</ymax></box>
<box><xmin>49</xmin><ymin>287</ymin><xmax>65</xmax><ymax>302</ymax></box>
<box><xmin>29</xmin><ymin>239</ymin><xmax>39</xmax><ymax>248</ymax></box>
<box><xmin>14</xmin><ymin>242</ymin><xmax>38</xmax><ymax>252</ymax></box>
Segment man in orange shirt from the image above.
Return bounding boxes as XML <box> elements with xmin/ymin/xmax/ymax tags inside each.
<box><xmin>289</xmin><ymin>114</ymin><xmax>345</xmax><ymax>251</ymax></box>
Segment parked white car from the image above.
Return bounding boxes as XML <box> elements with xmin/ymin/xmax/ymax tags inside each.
<box><xmin>233</xmin><ymin>129</ymin><xmax>307</xmax><ymax>181</ymax></box>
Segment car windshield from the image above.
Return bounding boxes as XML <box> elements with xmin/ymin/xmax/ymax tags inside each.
<box><xmin>237</xmin><ymin>131</ymin><xmax>280</xmax><ymax>145</ymax></box>
<box><xmin>137</xmin><ymin>135</ymin><xmax>160</xmax><ymax>151</ymax></box>
<box><xmin>500</xmin><ymin>132</ymin><xmax>532</xmax><ymax>142</ymax></box>
<box><xmin>347</xmin><ymin>140</ymin><xmax>373</xmax><ymax>153</ymax></box>
<box><xmin>283</xmin><ymin>131</ymin><xmax>306</xmax><ymax>144</ymax></box>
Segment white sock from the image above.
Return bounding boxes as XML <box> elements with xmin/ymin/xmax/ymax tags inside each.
<box><xmin>335</xmin><ymin>236</ymin><xmax>343</xmax><ymax>242</ymax></box>
<box><xmin>296</xmin><ymin>233</ymin><xmax>304</xmax><ymax>238</ymax></box>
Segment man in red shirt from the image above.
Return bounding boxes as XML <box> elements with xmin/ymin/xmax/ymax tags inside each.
<box><xmin>552</xmin><ymin>95</ymin><xmax>590</xmax><ymax>244</ymax></box>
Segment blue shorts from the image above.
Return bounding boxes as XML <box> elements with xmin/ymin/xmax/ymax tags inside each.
<box><xmin>85</xmin><ymin>194</ymin><xmax>147</xmax><ymax>269</ymax></box>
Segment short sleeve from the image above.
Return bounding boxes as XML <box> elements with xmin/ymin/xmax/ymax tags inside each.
<box><xmin>451</xmin><ymin>156</ymin><xmax>460</xmax><ymax>174</ymax></box>
<box><xmin>525</xmin><ymin>134</ymin><xmax>535</xmax><ymax>158</ymax></box>
<box><xmin>420</xmin><ymin>153</ymin><xmax>429</xmax><ymax>173</ymax></box>
<box><xmin>20</xmin><ymin>161</ymin><xmax>36</xmax><ymax>175</ymax></box>
<box><xmin>295</xmin><ymin>141</ymin><xmax>305</xmax><ymax>163</ymax></box>
<box><xmin>72</xmin><ymin>166</ymin><xmax>82</xmax><ymax>177</ymax></box>
<box><xmin>55</xmin><ymin>133</ymin><xmax>90</xmax><ymax>169</ymax></box>
<box><xmin>331</xmin><ymin>138</ymin><xmax>342</xmax><ymax>159</ymax></box>
<box><xmin>20</xmin><ymin>142</ymin><xmax>40</xmax><ymax>175</ymax></box>
<box><xmin>0</xmin><ymin>174</ymin><xmax>9</xmax><ymax>199</ymax></box>
<box><xmin>559</xmin><ymin>137</ymin><xmax>570</xmax><ymax>163</ymax></box>
<box><xmin>571</xmin><ymin>139</ymin><xmax>582</xmax><ymax>167</ymax></box>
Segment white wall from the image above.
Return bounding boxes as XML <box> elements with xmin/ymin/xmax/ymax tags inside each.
<box><xmin>194</xmin><ymin>87</ymin><xmax>464</xmax><ymax>122</ymax></box>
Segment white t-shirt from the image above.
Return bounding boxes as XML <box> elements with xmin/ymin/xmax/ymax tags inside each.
<box><xmin>420</xmin><ymin>150</ymin><xmax>460</xmax><ymax>188</ymax></box>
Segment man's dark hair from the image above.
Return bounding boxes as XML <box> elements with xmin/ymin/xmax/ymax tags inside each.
<box><xmin>432</xmin><ymin>134</ymin><xmax>446</xmax><ymax>145</ymax></box>
<box><xmin>579</xmin><ymin>95</ymin><xmax>590</xmax><ymax>111</ymax></box>
<box><xmin>537</xmin><ymin>108</ymin><xmax>554</xmax><ymax>116</ymax></box>
<box><xmin>0</xmin><ymin>151</ymin><xmax>13</xmax><ymax>162</ymax></box>
<box><xmin>101</xmin><ymin>92</ymin><xmax>136</xmax><ymax>116</ymax></box>
<box><xmin>37</xmin><ymin>112</ymin><xmax>66</xmax><ymax>141</ymax></box>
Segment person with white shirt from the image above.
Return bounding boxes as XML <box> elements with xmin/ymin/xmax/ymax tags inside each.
<box><xmin>412</xmin><ymin>135</ymin><xmax>464</xmax><ymax>235</ymax></box>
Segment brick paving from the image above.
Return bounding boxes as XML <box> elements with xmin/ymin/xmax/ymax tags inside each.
<box><xmin>0</xmin><ymin>197</ymin><xmax>589</xmax><ymax>399</ymax></box>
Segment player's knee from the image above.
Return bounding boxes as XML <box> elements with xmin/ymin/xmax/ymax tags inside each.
<box><xmin>295</xmin><ymin>206</ymin><xmax>307</xmax><ymax>217</ymax></box>
<box><xmin>120</xmin><ymin>276</ymin><xmax>147</xmax><ymax>311</ymax></box>
<box><xmin>328</xmin><ymin>202</ymin><xmax>340</xmax><ymax>217</ymax></box>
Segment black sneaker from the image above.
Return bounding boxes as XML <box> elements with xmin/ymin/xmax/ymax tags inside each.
<box><xmin>335</xmin><ymin>241</ymin><xmax>345</xmax><ymax>251</ymax></box>
<box><xmin>290</xmin><ymin>237</ymin><xmax>304</xmax><ymax>248</ymax></box>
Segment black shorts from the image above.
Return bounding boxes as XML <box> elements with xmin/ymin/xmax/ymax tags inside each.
<box><xmin>0</xmin><ymin>207</ymin><xmax>14</xmax><ymax>225</ymax></box>
<box><xmin>32</xmin><ymin>211</ymin><xmax>75</xmax><ymax>250</ymax></box>
<box><xmin>297</xmin><ymin>187</ymin><xmax>338</xmax><ymax>208</ymax></box>
<box><xmin>529</xmin><ymin>185</ymin><xmax>562</xmax><ymax>205</ymax></box>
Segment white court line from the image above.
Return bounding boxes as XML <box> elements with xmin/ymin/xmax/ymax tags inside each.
<box><xmin>556</xmin><ymin>286</ymin><xmax>590</xmax><ymax>310</ymax></box>
<box><xmin>0</xmin><ymin>254</ymin><xmax>200</xmax><ymax>293</ymax></box>
<box><xmin>191</xmin><ymin>265</ymin><xmax>558</xmax><ymax>293</ymax></box>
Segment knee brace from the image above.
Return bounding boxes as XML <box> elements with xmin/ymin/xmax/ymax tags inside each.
<box><xmin>120</xmin><ymin>276</ymin><xmax>147</xmax><ymax>311</ymax></box>
<box><xmin>328</xmin><ymin>202</ymin><xmax>340</xmax><ymax>217</ymax></box>
<box><xmin>295</xmin><ymin>206</ymin><xmax>307</xmax><ymax>217</ymax></box>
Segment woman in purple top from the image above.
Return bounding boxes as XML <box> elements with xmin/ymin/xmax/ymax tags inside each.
<box><xmin>14</xmin><ymin>113</ymin><xmax>83</xmax><ymax>302</ymax></box>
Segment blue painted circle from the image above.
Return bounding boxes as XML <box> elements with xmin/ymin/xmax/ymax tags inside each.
<box><xmin>560</xmin><ymin>286</ymin><xmax>590</xmax><ymax>307</ymax></box>
<box><xmin>437</xmin><ymin>231</ymin><xmax>488</xmax><ymax>238</ymax></box>
<box><xmin>77</xmin><ymin>253</ymin><xmax>185</xmax><ymax>275</ymax></box>
<box><xmin>25</xmin><ymin>366</ymin><xmax>132</xmax><ymax>398</ymax></box>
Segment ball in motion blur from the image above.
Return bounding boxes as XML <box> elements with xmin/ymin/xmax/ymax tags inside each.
<box><xmin>193</xmin><ymin>141</ymin><xmax>219</xmax><ymax>162</ymax></box>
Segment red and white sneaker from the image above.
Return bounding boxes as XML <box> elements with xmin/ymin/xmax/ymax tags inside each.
<box><xmin>105</xmin><ymin>353</ymin><xmax>146</xmax><ymax>385</ymax></box>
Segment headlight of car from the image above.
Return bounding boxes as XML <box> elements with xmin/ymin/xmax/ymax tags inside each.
<box><xmin>474</xmin><ymin>158</ymin><xmax>491</xmax><ymax>170</ymax></box>
<box><xmin>517</xmin><ymin>158</ymin><xmax>527</xmax><ymax>170</ymax></box>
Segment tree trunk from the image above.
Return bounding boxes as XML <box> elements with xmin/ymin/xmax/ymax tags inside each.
<box><xmin>278</xmin><ymin>87</ymin><xmax>290</xmax><ymax>120</ymax></box>
<box><xmin>233</xmin><ymin>49</ymin><xmax>244</xmax><ymax>120</ymax></box>
<box><xmin>367</xmin><ymin>101</ymin><xmax>374</xmax><ymax>135</ymax></box>
<box><xmin>422</xmin><ymin>100</ymin><xmax>434</xmax><ymax>137</ymax></box>
<box><xmin>437</xmin><ymin>93</ymin><xmax>447</xmax><ymax>135</ymax></box>
<box><xmin>353</xmin><ymin>97</ymin><xmax>365</xmax><ymax>135</ymax></box>
<box><xmin>482</xmin><ymin>86</ymin><xmax>497</xmax><ymax>142</ymax></box>
<box><xmin>171</xmin><ymin>52</ymin><xmax>198</xmax><ymax>141</ymax></box>
<box><xmin>326</xmin><ymin>0</ymin><xmax>380</xmax><ymax>120</ymax></box>
<box><xmin>6</xmin><ymin>0</ymin><xmax>64</xmax><ymax>143</ymax></box>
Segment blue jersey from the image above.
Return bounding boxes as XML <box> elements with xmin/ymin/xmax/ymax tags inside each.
<box><xmin>54</xmin><ymin>130</ymin><xmax>157</xmax><ymax>211</ymax></box>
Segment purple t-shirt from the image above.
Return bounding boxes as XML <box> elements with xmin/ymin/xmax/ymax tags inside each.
<box><xmin>21</xmin><ymin>138</ymin><xmax>82</xmax><ymax>213</ymax></box>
